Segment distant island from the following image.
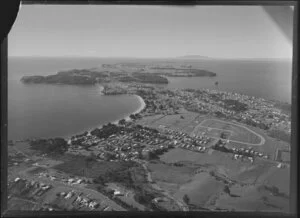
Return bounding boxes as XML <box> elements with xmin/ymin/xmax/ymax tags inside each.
<box><xmin>20</xmin><ymin>63</ymin><xmax>217</xmax><ymax>85</ymax></box>
<box><xmin>176</xmin><ymin>55</ymin><xmax>211</xmax><ymax>59</ymax></box>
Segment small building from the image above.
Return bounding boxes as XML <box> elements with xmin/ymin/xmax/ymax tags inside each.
<box><xmin>68</xmin><ymin>178</ymin><xmax>75</xmax><ymax>183</ymax></box>
<box><xmin>89</xmin><ymin>201</ymin><xmax>98</xmax><ymax>209</ymax></box>
<box><xmin>65</xmin><ymin>192</ymin><xmax>73</xmax><ymax>199</ymax></box>
<box><xmin>114</xmin><ymin>190</ymin><xmax>123</xmax><ymax>196</ymax></box>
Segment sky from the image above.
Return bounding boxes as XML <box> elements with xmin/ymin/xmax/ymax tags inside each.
<box><xmin>8</xmin><ymin>5</ymin><xmax>293</xmax><ymax>59</ymax></box>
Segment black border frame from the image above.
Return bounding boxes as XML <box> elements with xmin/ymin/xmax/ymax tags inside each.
<box><xmin>1</xmin><ymin>1</ymin><xmax>298</xmax><ymax>217</ymax></box>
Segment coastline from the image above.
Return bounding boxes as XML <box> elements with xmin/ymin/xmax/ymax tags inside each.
<box><xmin>97</xmin><ymin>84</ymin><xmax>146</xmax><ymax>124</ymax></box>
<box><xmin>14</xmin><ymin>84</ymin><xmax>146</xmax><ymax>142</ymax></box>
<box><xmin>111</xmin><ymin>94</ymin><xmax>146</xmax><ymax>124</ymax></box>
<box><xmin>64</xmin><ymin>93</ymin><xmax>146</xmax><ymax>140</ymax></box>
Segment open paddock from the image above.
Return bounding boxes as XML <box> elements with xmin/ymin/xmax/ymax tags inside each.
<box><xmin>263</xmin><ymin>167</ymin><xmax>290</xmax><ymax>195</ymax></box>
<box><xmin>8</xmin><ymin>198</ymin><xmax>38</xmax><ymax>211</ymax></box>
<box><xmin>136</xmin><ymin>114</ymin><xmax>164</xmax><ymax>127</ymax></box>
<box><xmin>159</xmin><ymin>148</ymin><xmax>276</xmax><ymax>184</ymax></box>
<box><xmin>214</xmin><ymin>183</ymin><xmax>289</xmax><ymax>212</ymax></box>
<box><xmin>174</xmin><ymin>172</ymin><xmax>225</xmax><ymax>207</ymax></box>
<box><xmin>276</xmin><ymin>150</ymin><xmax>290</xmax><ymax>163</ymax></box>
<box><xmin>144</xmin><ymin>112</ymin><xmax>200</xmax><ymax>133</ymax></box>
<box><xmin>148</xmin><ymin>162</ymin><xmax>196</xmax><ymax>185</ymax></box>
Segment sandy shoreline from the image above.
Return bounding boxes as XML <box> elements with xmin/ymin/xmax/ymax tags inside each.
<box><xmin>110</xmin><ymin>94</ymin><xmax>146</xmax><ymax>124</ymax></box>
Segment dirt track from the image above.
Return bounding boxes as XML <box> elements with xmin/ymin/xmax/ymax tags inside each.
<box><xmin>193</xmin><ymin>119</ymin><xmax>265</xmax><ymax>146</ymax></box>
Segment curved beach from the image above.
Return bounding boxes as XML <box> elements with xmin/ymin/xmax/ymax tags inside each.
<box><xmin>113</xmin><ymin>94</ymin><xmax>146</xmax><ymax>123</ymax></box>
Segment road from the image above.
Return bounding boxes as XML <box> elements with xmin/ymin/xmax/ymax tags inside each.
<box><xmin>193</xmin><ymin>119</ymin><xmax>266</xmax><ymax>146</ymax></box>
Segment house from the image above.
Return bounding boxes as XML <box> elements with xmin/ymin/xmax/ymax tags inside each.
<box><xmin>41</xmin><ymin>185</ymin><xmax>50</xmax><ymax>190</ymax></box>
<box><xmin>75</xmin><ymin>196</ymin><xmax>82</xmax><ymax>202</ymax></box>
<box><xmin>68</xmin><ymin>178</ymin><xmax>75</xmax><ymax>183</ymax></box>
<box><xmin>81</xmin><ymin>197</ymin><xmax>89</xmax><ymax>206</ymax></box>
<box><xmin>89</xmin><ymin>201</ymin><xmax>98</xmax><ymax>209</ymax></box>
<box><xmin>114</xmin><ymin>190</ymin><xmax>123</xmax><ymax>196</ymax></box>
<box><xmin>50</xmin><ymin>176</ymin><xmax>56</xmax><ymax>181</ymax></box>
<box><xmin>75</xmin><ymin>179</ymin><xmax>83</xmax><ymax>184</ymax></box>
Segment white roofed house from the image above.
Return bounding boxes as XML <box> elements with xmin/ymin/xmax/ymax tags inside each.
<box><xmin>113</xmin><ymin>189</ymin><xmax>123</xmax><ymax>196</ymax></box>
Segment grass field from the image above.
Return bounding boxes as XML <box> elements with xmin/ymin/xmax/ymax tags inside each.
<box><xmin>215</xmin><ymin>183</ymin><xmax>289</xmax><ymax>212</ymax></box>
<box><xmin>144</xmin><ymin>112</ymin><xmax>200</xmax><ymax>132</ymax></box>
<box><xmin>8</xmin><ymin>198</ymin><xmax>38</xmax><ymax>211</ymax></box>
<box><xmin>200</xmin><ymin>119</ymin><xmax>261</xmax><ymax>144</ymax></box>
<box><xmin>136</xmin><ymin>114</ymin><xmax>165</xmax><ymax>126</ymax></box>
<box><xmin>53</xmin><ymin>154</ymin><xmax>137</xmax><ymax>180</ymax></box>
<box><xmin>263</xmin><ymin>167</ymin><xmax>290</xmax><ymax>195</ymax></box>
<box><xmin>160</xmin><ymin>148</ymin><xmax>277</xmax><ymax>184</ymax></box>
<box><xmin>174</xmin><ymin>172</ymin><xmax>224</xmax><ymax>207</ymax></box>
<box><xmin>147</xmin><ymin>160</ymin><xmax>226</xmax><ymax>208</ymax></box>
<box><xmin>277</xmin><ymin>150</ymin><xmax>290</xmax><ymax>163</ymax></box>
<box><xmin>148</xmin><ymin>162</ymin><xmax>195</xmax><ymax>185</ymax></box>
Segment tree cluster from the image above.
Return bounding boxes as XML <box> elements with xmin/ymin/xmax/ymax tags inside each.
<box><xmin>29</xmin><ymin>138</ymin><xmax>68</xmax><ymax>154</ymax></box>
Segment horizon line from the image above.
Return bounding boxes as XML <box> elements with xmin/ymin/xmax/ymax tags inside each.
<box><xmin>8</xmin><ymin>55</ymin><xmax>293</xmax><ymax>60</ymax></box>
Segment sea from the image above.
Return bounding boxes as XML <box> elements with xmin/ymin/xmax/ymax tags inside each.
<box><xmin>8</xmin><ymin>57</ymin><xmax>293</xmax><ymax>140</ymax></box>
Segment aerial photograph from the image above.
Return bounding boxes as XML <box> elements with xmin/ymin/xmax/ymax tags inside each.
<box><xmin>7</xmin><ymin>4</ymin><xmax>293</xmax><ymax>212</ymax></box>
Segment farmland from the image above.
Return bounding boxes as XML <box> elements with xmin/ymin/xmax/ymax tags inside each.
<box><xmin>153</xmin><ymin>145</ymin><xmax>289</xmax><ymax>212</ymax></box>
<box><xmin>137</xmin><ymin>111</ymin><xmax>201</xmax><ymax>133</ymax></box>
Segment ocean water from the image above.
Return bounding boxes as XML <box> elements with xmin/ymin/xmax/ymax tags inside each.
<box><xmin>8</xmin><ymin>57</ymin><xmax>141</xmax><ymax>140</ymax></box>
<box><xmin>7</xmin><ymin>57</ymin><xmax>292</xmax><ymax>140</ymax></box>
<box><xmin>166</xmin><ymin>59</ymin><xmax>292</xmax><ymax>104</ymax></box>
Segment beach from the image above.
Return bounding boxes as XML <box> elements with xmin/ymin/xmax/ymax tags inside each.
<box><xmin>112</xmin><ymin>94</ymin><xmax>146</xmax><ymax>123</ymax></box>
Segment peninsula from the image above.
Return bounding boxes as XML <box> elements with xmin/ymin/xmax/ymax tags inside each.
<box><xmin>20</xmin><ymin>63</ymin><xmax>217</xmax><ymax>85</ymax></box>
